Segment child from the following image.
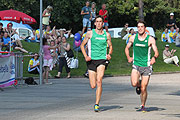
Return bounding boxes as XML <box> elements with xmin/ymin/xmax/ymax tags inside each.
<box><xmin>43</xmin><ymin>38</ymin><xmax>57</xmax><ymax>84</ymax></box>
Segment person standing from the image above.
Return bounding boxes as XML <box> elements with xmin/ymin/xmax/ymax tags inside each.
<box><xmin>42</xmin><ymin>5</ymin><xmax>53</xmax><ymax>29</ymax></box>
<box><xmin>167</xmin><ymin>13</ymin><xmax>177</xmax><ymax>29</ymax></box>
<box><xmin>55</xmin><ymin>36</ymin><xmax>71</xmax><ymax>78</ymax></box>
<box><xmin>80</xmin><ymin>15</ymin><xmax>113</xmax><ymax>112</ymax></box>
<box><xmin>81</xmin><ymin>1</ymin><xmax>91</xmax><ymax>35</ymax></box>
<box><xmin>99</xmin><ymin>4</ymin><xmax>109</xmax><ymax>32</ymax></box>
<box><xmin>121</xmin><ymin>23</ymin><xmax>129</xmax><ymax>38</ymax></box>
<box><xmin>90</xmin><ymin>2</ymin><xmax>96</xmax><ymax>29</ymax></box>
<box><xmin>125</xmin><ymin>20</ymin><xmax>159</xmax><ymax>112</ymax></box>
<box><xmin>43</xmin><ymin>38</ymin><xmax>57</xmax><ymax>84</ymax></box>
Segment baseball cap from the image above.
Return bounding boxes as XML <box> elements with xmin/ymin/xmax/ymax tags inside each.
<box><xmin>165</xmin><ymin>44</ymin><xmax>169</xmax><ymax>47</ymax></box>
<box><xmin>170</xmin><ymin>13</ymin><xmax>174</xmax><ymax>16</ymax></box>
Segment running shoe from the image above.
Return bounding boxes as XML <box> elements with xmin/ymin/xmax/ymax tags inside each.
<box><xmin>136</xmin><ymin>80</ymin><xmax>141</xmax><ymax>95</ymax></box>
<box><xmin>136</xmin><ymin>87</ymin><xmax>141</xmax><ymax>95</ymax></box>
<box><xmin>140</xmin><ymin>105</ymin><xmax>147</xmax><ymax>112</ymax></box>
<box><xmin>94</xmin><ymin>104</ymin><xmax>100</xmax><ymax>112</ymax></box>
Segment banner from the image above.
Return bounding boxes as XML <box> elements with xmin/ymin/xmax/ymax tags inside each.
<box><xmin>0</xmin><ymin>55</ymin><xmax>15</xmax><ymax>88</ymax></box>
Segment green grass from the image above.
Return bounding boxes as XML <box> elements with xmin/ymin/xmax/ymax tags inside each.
<box><xmin>18</xmin><ymin>32</ymin><xmax>180</xmax><ymax>77</ymax></box>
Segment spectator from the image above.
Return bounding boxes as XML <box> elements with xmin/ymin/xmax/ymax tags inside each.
<box><xmin>168</xmin><ymin>26</ymin><xmax>176</xmax><ymax>43</ymax></box>
<box><xmin>126</xmin><ymin>28</ymin><xmax>135</xmax><ymax>44</ymax></box>
<box><xmin>167</xmin><ymin>13</ymin><xmax>177</xmax><ymax>29</ymax></box>
<box><xmin>99</xmin><ymin>4</ymin><xmax>109</xmax><ymax>32</ymax></box>
<box><xmin>28</xmin><ymin>53</ymin><xmax>40</xmax><ymax>74</ymax></box>
<box><xmin>55</xmin><ymin>36</ymin><xmax>71</xmax><ymax>78</ymax></box>
<box><xmin>81</xmin><ymin>1</ymin><xmax>91</xmax><ymax>35</ymax></box>
<box><xmin>42</xmin><ymin>5</ymin><xmax>53</xmax><ymax>29</ymax></box>
<box><xmin>163</xmin><ymin>44</ymin><xmax>179</xmax><ymax>67</ymax></box>
<box><xmin>24</xmin><ymin>30</ymin><xmax>40</xmax><ymax>43</ymax></box>
<box><xmin>4</xmin><ymin>23</ymin><xmax>17</xmax><ymax>36</ymax></box>
<box><xmin>57</xmin><ymin>28</ymin><xmax>72</xmax><ymax>38</ymax></box>
<box><xmin>50</xmin><ymin>40</ymin><xmax>58</xmax><ymax>68</ymax></box>
<box><xmin>161</xmin><ymin>28</ymin><xmax>169</xmax><ymax>42</ymax></box>
<box><xmin>121</xmin><ymin>23</ymin><xmax>129</xmax><ymax>38</ymax></box>
<box><xmin>44</xmin><ymin>25</ymin><xmax>52</xmax><ymax>39</ymax></box>
<box><xmin>0</xmin><ymin>22</ymin><xmax>4</xmax><ymax>32</ymax></box>
<box><xmin>176</xmin><ymin>29</ymin><xmax>180</xmax><ymax>47</ymax></box>
<box><xmin>90</xmin><ymin>2</ymin><xmax>96</xmax><ymax>29</ymax></box>
<box><xmin>0</xmin><ymin>31</ymin><xmax>4</xmax><ymax>52</ymax></box>
<box><xmin>43</xmin><ymin>38</ymin><xmax>57</xmax><ymax>84</ymax></box>
<box><xmin>2</xmin><ymin>32</ymin><xmax>30</xmax><ymax>53</ymax></box>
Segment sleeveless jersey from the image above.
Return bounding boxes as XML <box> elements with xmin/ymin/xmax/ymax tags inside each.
<box><xmin>133</xmin><ymin>34</ymin><xmax>151</xmax><ymax>67</ymax></box>
<box><xmin>87</xmin><ymin>29</ymin><xmax>107</xmax><ymax>60</ymax></box>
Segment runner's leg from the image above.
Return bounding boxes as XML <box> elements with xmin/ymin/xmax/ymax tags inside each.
<box><xmin>88</xmin><ymin>70</ymin><xmax>97</xmax><ymax>89</ymax></box>
<box><xmin>140</xmin><ymin>75</ymin><xmax>150</xmax><ymax>106</ymax></box>
<box><xmin>131</xmin><ymin>69</ymin><xmax>141</xmax><ymax>87</ymax></box>
<box><xmin>95</xmin><ymin>65</ymin><xmax>105</xmax><ymax>105</ymax></box>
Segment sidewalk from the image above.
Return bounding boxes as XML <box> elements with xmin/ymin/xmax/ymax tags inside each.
<box><xmin>0</xmin><ymin>73</ymin><xmax>180</xmax><ymax>120</ymax></box>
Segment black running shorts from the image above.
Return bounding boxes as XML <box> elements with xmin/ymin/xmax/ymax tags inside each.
<box><xmin>87</xmin><ymin>60</ymin><xmax>106</xmax><ymax>72</ymax></box>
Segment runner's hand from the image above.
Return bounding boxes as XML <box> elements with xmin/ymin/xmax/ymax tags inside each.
<box><xmin>106</xmin><ymin>54</ymin><xmax>111</xmax><ymax>60</ymax></box>
<box><xmin>150</xmin><ymin>57</ymin><xmax>156</xmax><ymax>65</ymax></box>
<box><xmin>85</xmin><ymin>56</ymin><xmax>91</xmax><ymax>62</ymax></box>
<box><xmin>128</xmin><ymin>57</ymin><xmax>133</xmax><ymax>63</ymax></box>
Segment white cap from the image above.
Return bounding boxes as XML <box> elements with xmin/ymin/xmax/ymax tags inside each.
<box><xmin>170</xmin><ymin>13</ymin><xmax>174</xmax><ymax>16</ymax></box>
<box><xmin>165</xmin><ymin>44</ymin><xmax>169</xmax><ymax>47</ymax></box>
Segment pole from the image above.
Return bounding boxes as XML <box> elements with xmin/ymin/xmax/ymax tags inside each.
<box><xmin>138</xmin><ymin>0</ymin><xmax>144</xmax><ymax>20</ymax></box>
<box><xmin>39</xmin><ymin>0</ymin><xmax>43</xmax><ymax>85</ymax></box>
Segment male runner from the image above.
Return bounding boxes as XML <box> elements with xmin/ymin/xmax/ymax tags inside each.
<box><xmin>125</xmin><ymin>20</ymin><xmax>159</xmax><ymax>112</ymax></box>
<box><xmin>80</xmin><ymin>15</ymin><xmax>113</xmax><ymax>112</ymax></box>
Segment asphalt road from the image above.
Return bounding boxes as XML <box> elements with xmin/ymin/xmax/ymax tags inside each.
<box><xmin>0</xmin><ymin>73</ymin><xmax>180</xmax><ymax>120</ymax></box>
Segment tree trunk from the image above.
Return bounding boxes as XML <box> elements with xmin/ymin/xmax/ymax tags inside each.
<box><xmin>138</xmin><ymin>0</ymin><xmax>144</xmax><ymax>20</ymax></box>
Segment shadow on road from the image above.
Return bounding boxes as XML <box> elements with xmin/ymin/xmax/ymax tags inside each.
<box><xmin>100</xmin><ymin>105</ymin><xmax>123</xmax><ymax>111</ymax></box>
<box><xmin>135</xmin><ymin>107</ymin><xmax>166</xmax><ymax>112</ymax></box>
<box><xmin>161</xmin><ymin>114</ymin><xmax>180</xmax><ymax>118</ymax></box>
<box><xmin>168</xmin><ymin>90</ymin><xmax>180</xmax><ymax>96</ymax></box>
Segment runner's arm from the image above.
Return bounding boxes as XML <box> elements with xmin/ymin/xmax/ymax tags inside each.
<box><xmin>125</xmin><ymin>35</ymin><xmax>134</xmax><ymax>62</ymax></box>
<box><xmin>80</xmin><ymin>31</ymin><xmax>91</xmax><ymax>60</ymax></box>
<box><xmin>150</xmin><ymin>36</ymin><xmax>159</xmax><ymax>65</ymax></box>
<box><xmin>106</xmin><ymin>32</ymin><xmax>113</xmax><ymax>60</ymax></box>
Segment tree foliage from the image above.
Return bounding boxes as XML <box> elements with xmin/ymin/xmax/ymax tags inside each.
<box><xmin>0</xmin><ymin>0</ymin><xmax>180</xmax><ymax>32</ymax></box>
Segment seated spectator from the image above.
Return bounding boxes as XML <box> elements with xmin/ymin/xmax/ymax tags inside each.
<box><xmin>163</xmin><ymin>44</ymin><xmax>179</xmax><ymax>67</ymax></box>
<box><xmin>28</xmin><ymin>53</ymin><xmax>40</xmax><ymax>74</ymax></box>
<box><xmin>168</xmin><ymin>26</ymin><xmax>177</xmax><ymax>43</ymax></box>
<box><xmin>57</xmin><ymin>28</ymin><xmax>72</xmax><ymax>38</ymax></box>
<box><xmin>126</xmin><ymin>28</ymin><xmax>135</xmax><ymax>44</ymax></box>
<box><xmin>161</xmin><ymin>28</ymin><xmax>169</xmax><ymax>42</ymax></box>
<box><xmin>2</xmin><ymin>32</ymin><xmax>30</xmax><ymax>53</ymax></box>
<box><xmin>43</xmin><ymin>25</ymin><xmax>52</xmax><ymax>39</ymax></box>
<box><xmin>176</xmin><ymin>29</ymin><xmax>180</xmax><ymax>47</ymax></box>
<box><xmin>4</xmin><ymin>23</ymin><xmax>17</xmax><ymax>36</ymax></box>
<box><xmin>24</xmin><ymin>30</ymin><xmax>40</xmax><ymax>43</ymax></box>
<box><xmin>121</xmin><ymin>23</ymin><xmax>129</xmax><ymax>38</ymax></box>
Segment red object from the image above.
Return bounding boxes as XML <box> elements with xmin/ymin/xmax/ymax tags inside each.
<box><xmin>99</xmin><ymin>9</ymin><xmax>108</xmax><ymax>23</ymax></box>
<box><xmin>0</xmin><ymin>9</ymin><xmax>37</xmax><ymax>24</ymax></box>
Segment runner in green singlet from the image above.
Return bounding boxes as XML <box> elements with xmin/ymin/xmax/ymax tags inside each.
<box><xmin>80</xmin><ymin>15</ymin><xmax>113</xmax><ymax>112</ymax></box>
<box><xmin>125</xmin><ymin>20</ymin><xmax>159</xmax><ymax>112</ymax></box>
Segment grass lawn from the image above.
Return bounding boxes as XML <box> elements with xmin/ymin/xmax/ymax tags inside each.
<box><xmin>19</xmin><ymin>31</ymin><xmax>180</xmax><ymax>77</ymax></box>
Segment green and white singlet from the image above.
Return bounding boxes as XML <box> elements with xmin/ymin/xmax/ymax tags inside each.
<box><xmin>87</xmin><ymin>29</ymin><xmax>107</xmax><ymax>60</ymax></box>
<box><xmin>133</xmin><ymin>34</ymin><xmax>151</xmax><ymax>67</ymax></box>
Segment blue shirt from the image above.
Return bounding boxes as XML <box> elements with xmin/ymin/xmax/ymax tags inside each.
<box><xmin>82</xmin><ymin>6</ymin><xmax>90</xmax><ymax>19</ymax></box>
<box><xmin>3</xmin><ymin>37</ymin><xmax>11</xmax><ymax>45</ymax></box>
